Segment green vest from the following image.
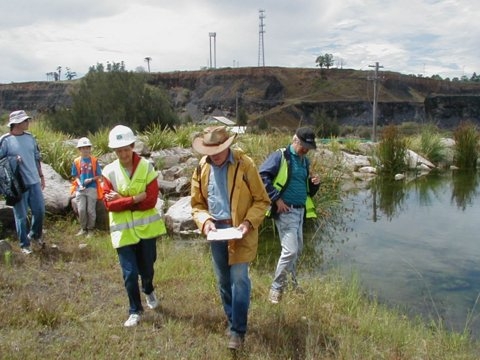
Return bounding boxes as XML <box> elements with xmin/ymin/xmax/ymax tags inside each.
<box><xmin>269</xmin><ymin>148</ymin><xmax>317</xmax><ymax>219</ymax></box>
<box><xmin>103</xmin><ymin>158</ymin><xmax>166</xmax><ymax>248</ymax></box>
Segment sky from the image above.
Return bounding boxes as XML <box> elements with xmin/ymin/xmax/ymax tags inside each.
<box><xmin>0</xmin><ymin>0</ymin><xmax>478</xmax><ymax>83</ymax></box>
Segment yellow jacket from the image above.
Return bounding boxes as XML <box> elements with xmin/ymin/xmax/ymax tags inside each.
<box><xmin>191</xmin><ymin>148</ymin><xmax>270</xmax><ymax>264</ymax></box>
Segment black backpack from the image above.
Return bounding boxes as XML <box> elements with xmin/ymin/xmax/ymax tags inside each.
<box><xmin>0</xmin><ymin>135</ymin><xmax>26</xmax><ymax>206</ymax></box>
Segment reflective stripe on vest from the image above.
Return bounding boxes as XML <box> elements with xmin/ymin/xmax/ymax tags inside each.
<box><xmin>270</xmin><ymin>148</ymin><xmax>317</xmax><ymax>219</ymax></box>
<box><xmin>103</xmin><ymin>158</ymin><xmax>166</xmax><ymax>248</ymax></box>
<box><xmin>110</xmin><ymin>212</ymin><xmax>163</xmax><ymax>232</ymax></box>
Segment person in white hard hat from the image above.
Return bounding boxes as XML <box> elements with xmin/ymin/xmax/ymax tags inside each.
<box><xmin>101</xmin><ymin>125</ymin><xmax>167</xmax><ymax>327</ymax></box>
<box><xmin>0</xmin><ymin>110</ymin><xmax>45</xmax><ymax>255</ymax></box>
<box><xmin>70</xmin><ymin>137</ymin><xmax>103</xmax><ymax>238</ymax></box>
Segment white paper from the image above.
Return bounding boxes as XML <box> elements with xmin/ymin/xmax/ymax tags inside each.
<box><xmin>207</xmin><ymin>227</ymin><xmax>243</xmax><ymax>241</ymax></box>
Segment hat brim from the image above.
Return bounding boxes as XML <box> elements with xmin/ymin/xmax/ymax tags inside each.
<box><xmin>299</xmin><ymin>139</ymin><xmax>316</xmax><ymax>150</ymax></box>
<box><xmin>192</xmin><ymin>134</ymin><xmax>236</xmax><ymax>156</ymax></box>
<box><xmin>7</xmin><ymin>115</ymin><xmax>31</xmax><ymax>127</ymax></box>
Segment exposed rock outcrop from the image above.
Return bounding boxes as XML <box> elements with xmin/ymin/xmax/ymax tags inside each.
<box><xmin>2</xmin><ymin>67</ymin><xmax>480</xmax><ymax>130</ymax></box>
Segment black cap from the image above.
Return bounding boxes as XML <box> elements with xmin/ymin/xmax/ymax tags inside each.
<box><xmin>296</xmin><ymin>127</ymin><xmax>317</xmax><ymax>150</ymax></box>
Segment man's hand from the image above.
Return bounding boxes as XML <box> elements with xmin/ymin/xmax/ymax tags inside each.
<box><xmin>203</xmin><ymin>219</ymin><xmax>217</xmax><ymax>236</ymax></box>
<box><xmin>311</xmin><ymin>174</ymin><xmax>320</xmax><ymax>185</ymax></box>
<box><xmin>238</xmin><ymin>220</ymin><xmax>252</xmax><ymax>236</ymax></box>
<box><xmin>275</xmin><ymin>198</ymin><xmax>290</xmax><ymax>213</ymax></box>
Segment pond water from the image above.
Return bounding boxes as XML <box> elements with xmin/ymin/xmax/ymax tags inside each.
<box><xmin>323</xmin><ymin>170</ymin><xmax>480</xmax><ymax>338</ymax></box>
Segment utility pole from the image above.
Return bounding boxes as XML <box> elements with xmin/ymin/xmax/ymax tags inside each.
<box><xmin>258</xmin><ymin>9</ymin><xmax>266</xmax><ymax>67</ymax></box>
<box><xmin>209</xmin><ymin>32</ymin><xmax>216</xmax><ymax>69</ymax></box>
<box><xmin>368</xmin><ymin>62</ymin><xmax>383</xmax><ymax>142</ymax></box>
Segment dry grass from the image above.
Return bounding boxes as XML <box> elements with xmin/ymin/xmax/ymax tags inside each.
<box><xmin>1</xmin><ymin>217</ymin><xmax>479</xmax><ymax>359</ymax></box>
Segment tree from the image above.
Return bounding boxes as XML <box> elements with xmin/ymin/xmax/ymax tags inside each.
<box><xmin>46</xmin><ymin>62</ymin><xmax>178</xmax><ymax>135</ymax></box>
<box><xmin>324</xmin><ymin>53</ymin><xmax>334</xmax><ymax>69</ymax></box>
<box><xmin>65</xmin><ymin>67</ymin><xmax>77</xmax><ymax>80</ymax></box>
<box><xmin>56</xmin><ymin>66</ymin><xmax>62</xmax><ymax>81</ymax></box>
<box><xmin>315</xmin><ymin>53</ymin><xmax>334</xmax><ymax>69</ymax></box>
<box><xmin>315</xmin><ymin>55</ymin><xmax>325</xmax><ymax>68</ymax></box>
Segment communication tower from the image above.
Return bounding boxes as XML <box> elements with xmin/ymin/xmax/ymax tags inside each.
<box><xmin>258</xmin><ymin>9</ymin><xmax>266</xmax><ymax>67</ymax></box>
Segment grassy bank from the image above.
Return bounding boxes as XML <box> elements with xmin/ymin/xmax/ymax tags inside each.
<box><xmin>1</xmin><ymin>217</ymin><xmax>478</xmax><ymax>359</ymax></box>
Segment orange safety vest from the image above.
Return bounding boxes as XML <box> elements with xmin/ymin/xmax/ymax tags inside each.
<box><xmin>70</xmin><ymin>156</ymin><xmax>104</xmax><ymax>199</ymax></box>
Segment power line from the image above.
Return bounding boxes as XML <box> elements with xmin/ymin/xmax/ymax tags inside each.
<box><xmin>258</xmin><ymin>9</ymin><xmax>266</xmax><ymax>67</ymax></box>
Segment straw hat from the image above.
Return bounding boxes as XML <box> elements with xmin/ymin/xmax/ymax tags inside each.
<box><xmin>192</xmin><ymin>126</ymin><xmax>236</xmax><ymax>156</ymax></box>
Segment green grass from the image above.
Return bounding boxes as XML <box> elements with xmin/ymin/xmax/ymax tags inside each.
<box><xmin>0</xmin><ymin>218</ymin><xmax>479</xmax><ymax>359</ymax></box>
<box><xmin>454</xmin><ymin>122</ymin><xmax>479</xmax><ymax>169</ymax></box>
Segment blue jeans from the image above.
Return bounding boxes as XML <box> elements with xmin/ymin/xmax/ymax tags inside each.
<box><xmin>210</xmin><ymin>240</ymin><xmax>251</xmax><ymax>337</ymax></box>
<box><xmin>13</xmin><ymin>182</ymin><xmax>45</xmax><ymax>248</ymax></box>
<box><xmin>271</xmin><ymin>207</ymin><xmax>304</xmax><ymax>292</ymax></box>
<box><xmin>116</xmin><ymin>238</ymin><xmax>157</xmax><ymax>314</ymax></box>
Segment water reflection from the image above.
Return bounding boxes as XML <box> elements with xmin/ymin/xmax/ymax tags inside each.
<box><xmin>257</xmin><ymin>170</ymin><xmax>480</xmax><ymax>338</ymax></box>
<box><xmin>451</xmin><ymin>170</ymin><xmax>480</xmax><ymax>211</ymax></box>
<box><xmin>332</xmin><ymin>171</ymin><xmax>480</xmax><ymax>338</ymax></box>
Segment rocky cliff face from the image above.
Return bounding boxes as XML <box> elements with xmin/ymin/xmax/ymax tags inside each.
<box><xmin>1</xmin><ymin>67</ymin><xmax>479</xmax><ymax>129</ymax></box>
<box><xmin>0</xmin><ymin>82</ymin><xmax>73</xmax><ymax>116</ymax></box>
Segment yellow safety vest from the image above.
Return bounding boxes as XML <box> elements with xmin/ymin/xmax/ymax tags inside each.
<box><xmin>103</xmin><ymin>158</ymin><xmax>166</xmax><ymax>248</ymax></box>
<box><xmin>269</xmin><ymin>148</ymin><xmax>317</xmax><ymax>219</ymax></box>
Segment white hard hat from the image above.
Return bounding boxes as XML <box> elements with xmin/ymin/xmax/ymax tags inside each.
<box><xmin>108</xmin><ymin>125</ymin><xmax>136</xmax><ymax>149</ymax></box>
<box><xmin>76</xmin><ymin>137</ymin><xmax>92</xmax><ymax>148</ymax></box>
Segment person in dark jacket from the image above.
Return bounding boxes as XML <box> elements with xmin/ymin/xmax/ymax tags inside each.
<box><xmin>259</xmin><ymin>127</ymin><xmax>320</xmax><ymax>304</ymax></box>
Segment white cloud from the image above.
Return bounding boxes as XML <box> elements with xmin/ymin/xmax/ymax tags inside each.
<box><xmin>0</xmin><ymin>0</ymin><xmax>478</xmax><ymax>83</ymax></box>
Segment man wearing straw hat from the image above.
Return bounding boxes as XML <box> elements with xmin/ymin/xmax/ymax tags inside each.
<box><xmin>191</xmin><ymin>126</ymin><xmax>270</xmax><ymax>351</ymax></box>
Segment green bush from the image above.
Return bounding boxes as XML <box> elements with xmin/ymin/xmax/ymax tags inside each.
<box><xmin>454</xmin><ymin>121</ymin><xmax>479</xmax><ymax>169</ymax></box>
<box><xmin>408</xmin><ymin>124</ymin><xmax>446</xmax><ymax>165</ymax></box>
<box><xmin>45</xmin><ymin>63</ymin><xmax>179</xmax><ymax>135</ymax></box>
<box><xmin>377</xmin><ymin>125</ymin><xmax>408</xmax><ymax>174</ymax></box>
<box><xmin>30</xmin><ymin>121</ymin><xmax>76</xmax><ymax>179</ymax></box>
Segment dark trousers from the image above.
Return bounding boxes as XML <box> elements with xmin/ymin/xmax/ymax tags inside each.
<box><xmin>116</xmin><ymin>238</ymin><xmax>157</xmax><ymax>314</ymax></box>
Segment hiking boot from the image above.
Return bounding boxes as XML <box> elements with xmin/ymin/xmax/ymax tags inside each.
<box><xmin>124</xmin><ymin>313</ymin><xmax>141</xmax><ymax>327</ymax></box>
<box><xmin>21</xmin><ymin>247</ymin><xmax>33</xmax><ymax>255</ymax></box>
<box><xmin>86</xmin><ymin>231</ymin><xmax>93</xmax><ymax>239</ymax></box>
<box><xmin>76</xmin><ymin>229</ymin><xmax>87</xmax><ymax>237</ymax></box>
<box><xmin>145</xmin><ymin>291</ymin><xmax>159</xmax><ymax>309</ymax></box>
<box><xmin>268</xmin><ymin>288</ymin><xmax>282</xmax><ymax>304</ymax></box>
<box><xmin>227</xmin><ymin>334</ymin><xmax>244</xmax><ymax>350</ymax></box>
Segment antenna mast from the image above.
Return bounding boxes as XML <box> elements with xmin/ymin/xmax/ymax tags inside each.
<box><xmin>258</xmin><ymin>9</ymin><xmax>266</xmax><ymax>67</ymax></box>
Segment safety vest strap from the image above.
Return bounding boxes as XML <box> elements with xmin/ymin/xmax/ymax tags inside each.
<box><xmin>70</xmin><ymin>156</ymin><xmax>104</xmax><ymax>199</ymax></box>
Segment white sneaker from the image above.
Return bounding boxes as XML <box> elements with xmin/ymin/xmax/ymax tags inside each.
<box><xmin>268</xmin><ymin>289</ymin><xmax>282</xmax><ymax>304</ymax></box>
<box><xmin>76</xmin><ymin>229</ymin><xmax>87</xmax><ymax>237</ymax></box>
<box><xmin>21</xmin><ymin>247</ymin><xmax>33</xmax><ymax>255</ymax></box>
<box><xmin>145</xmin><ymin>292</ymin><xmax>159</xmax><ymax>309</ymax></box>
<box><xmin>124</xmin><ymin>314</ymin><xmax>141</xmax><ymax>327</ymax></box>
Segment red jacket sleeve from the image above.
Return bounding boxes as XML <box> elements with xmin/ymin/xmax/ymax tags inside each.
<box><xmin>102</xmin><ymin>154</ymin><xmax>159</xmax><ymax>212</ymax></box>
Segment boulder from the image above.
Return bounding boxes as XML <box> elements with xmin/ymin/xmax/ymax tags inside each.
<box><xmin>42</xmin><ymin>163</ymin><xmax>71</xmax><ymax>213</ymax></box>
<box><xmin>164</xmin><ymin>196</ymin><xmax>198</xmax><ymax>236</ymax></box>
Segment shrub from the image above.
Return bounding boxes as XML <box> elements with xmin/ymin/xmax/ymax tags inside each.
<box><xmin>454</xmin><ymin>121</ymin><xmax>479</xmax><ymax>169</ymax></box>
<box><xmin>409</xmin><ymin>124</ymin><xmax>446</xmax><ymax>165</ymax></box>
<box><xmin>377</xmin><ymin>125</ymin><xmax>408</xmax><ymax>174</ymax></box>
